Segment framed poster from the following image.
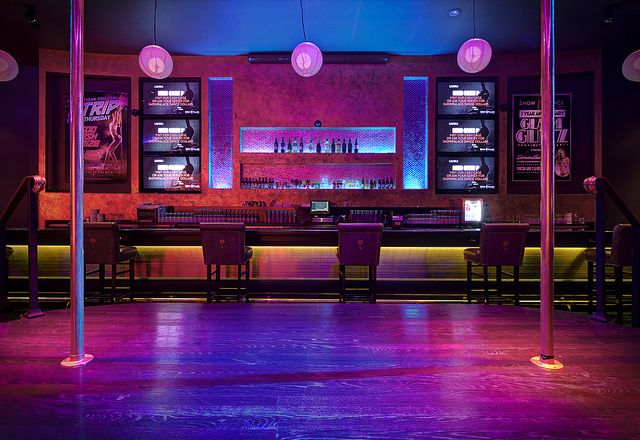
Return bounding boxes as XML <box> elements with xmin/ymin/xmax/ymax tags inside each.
<box><xmin>46</xmin><ymin>74</ymin><xmax>131</xmax><ymax>192</ymax></box>
<box><xmin>511</xmin><ymin>93</ymin><xmax>572</xmax><ymax>182</ymax></box>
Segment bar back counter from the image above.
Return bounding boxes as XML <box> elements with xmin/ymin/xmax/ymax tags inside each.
<box><xmin>4</xmin><ymin>207</ymin><xmax>601</xmax><ymax>306</ymax></box>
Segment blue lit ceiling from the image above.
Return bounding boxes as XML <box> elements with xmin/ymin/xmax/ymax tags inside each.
<box><xmin>0</xmin><ymin>0</ymin><xmax>637</xmax><ymax>59</ymax></box>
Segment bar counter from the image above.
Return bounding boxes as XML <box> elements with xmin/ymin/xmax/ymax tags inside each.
<box><xmin>4</xmin><ymin>225</ymin><xmax>601</xmax><ymax>302</ymax></box>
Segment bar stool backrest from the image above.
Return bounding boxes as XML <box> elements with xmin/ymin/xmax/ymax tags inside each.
<box><xmin>337</xmin><ymin>223</ymin><xmax>383</xmax><ymax>266</ymax></box>
<box><xmin>479</xmin><ymin>223</ymin><xmax>529</xmax><ymax>266</ymax></box>
<box><xmin>84</xmin><ymin>222</ymin><xmax>120</xmax><ymax>265</ymax></box>
<box><xmin>610</xmin><ymin>223</ymin><xmax>632</xmax><ymax>266</ymax></box>
<box><xmin>201</xmin><ymin>222</ymin><xmax>246</xmax><ymax>265</ymax></box>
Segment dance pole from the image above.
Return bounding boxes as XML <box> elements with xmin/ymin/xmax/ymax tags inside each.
<box><xmin>62</xmin><ymin>0</ymin><xmax>93</xmax><ymax>367</ymax></box>
<box><xmin>531</xmin><ymin>0</ymin><xmax>562</xmax><ymax>369</ymax></box>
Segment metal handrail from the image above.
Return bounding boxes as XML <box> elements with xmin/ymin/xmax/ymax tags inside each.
<box><xmin>0</xmin><ymin>175</ymin><xmax>46</xmax><ymax>318</ymax></box>
<box><xmin>583</xmin><ymin>176</ymin><xmax>640</xmax><ymax>327</ymax></box>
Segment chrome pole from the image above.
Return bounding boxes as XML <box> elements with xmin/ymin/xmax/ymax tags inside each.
<box><xmin>532</xmin><ymin>0</ymin><xmax>562</xmax><ymax>369</ymax></box>
<box><xmin>62</xmin><ymin>0</ymin><xmax>93</xmax><ymax>367</ymax></box>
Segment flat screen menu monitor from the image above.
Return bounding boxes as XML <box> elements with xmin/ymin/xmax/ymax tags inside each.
<box><xmin>142</xmin><ymin>119</ymin><xmax>200</xmax><ymax>153</ymax></box>
<box><xmin>141</xmin><ymin>156</ymin><xmax>201</xmax><ymax>192</ymax></box>
<box><xmin>463</xmin><ymin>199</ymin><xmax>484</xmax><ymax>223</ymax></box>
<box><xmin>437</xmin><ymin>80</ymin><xmax>496</xmax><ymax>116</ymax></box>
<box><xmin>436</xmin><ymin>156</ymin><xmax>496</xmax><ymax>193</ymax></box>
<box><xmin>310</xmin><ymin>200</ymin><xmax>330</xmax><ymax>215</ymax></box>
<box><xmin>436</xmin><ymin>119</ymin><xmax>495</xmax><ymax>153</ymax></box>
<box><xmin>141</xmin><ymin>80</ymin><xmax>200</xmax><ymax>116</ymax></box>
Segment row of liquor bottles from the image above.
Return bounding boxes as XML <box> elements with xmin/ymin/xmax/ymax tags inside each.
<box><xmin>240</xmin><ymin>176</ymin><xmax>395</xmax><ymax>190</ymax></box>
<box><xmin>272</xmin><ymin>137</ymin><xmax>360</xmax><ymax>154</ymax></box>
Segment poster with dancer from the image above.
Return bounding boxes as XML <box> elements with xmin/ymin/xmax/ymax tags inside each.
<box><xmin>511</xmin><ymin>93</ymin><xmax>571</xmax><ymax>182</ymax></box>
<box><xmin>66</xmin><ymin>91</ymin><xmax>129</xmax><ymax>183</ymax></box>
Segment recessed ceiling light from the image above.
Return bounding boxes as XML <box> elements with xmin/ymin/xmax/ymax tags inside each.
<box><xmin>449</xmin><ymin>8</ymin><xmax>462</xmax><ymax>17</ymax></box>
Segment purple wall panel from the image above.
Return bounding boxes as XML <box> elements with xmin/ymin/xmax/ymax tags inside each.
<box><xmin>208</xmin><ymin>77</ymin><xmax>233</xmax><ymax>188</ymax></box>
<box><xmin>403</xmin><ymin>77</ymin><xmax>428</xmax><ymax>189</ymax></box>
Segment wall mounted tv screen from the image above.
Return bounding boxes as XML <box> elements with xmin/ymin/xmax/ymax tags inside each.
<box><xmin>142</xmin><ymin>119</ymin><xmax>200</xmax><ymax>153</ymax></box>
<box><xmin>141</xmin><ymin>80</ymin><xmax>200</xmax><ymax>116</ymax></box>
<box><xmin>436</xmin><ymin>119</ymin><xmax>495</xmax><ymax>153</ymax></box>
<box><xmin>141</xmin><ymin>155</ymin><xmax>201</xmax><ymax>192</ymax></box>
<box><xmin>436</xmin><ymin>156</ymin><xmax>496</xmax><ymax>193</ymax></box>
<box><xmin>437</xmin><ymin>80</ymin><xmax>496</xmax><ymax>116</ymax></box>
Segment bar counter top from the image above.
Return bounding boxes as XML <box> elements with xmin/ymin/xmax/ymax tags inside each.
<box><xmin>6</xmin><ymin>225</ymin><xmax>599</xmax><ymax>247</ymax></box>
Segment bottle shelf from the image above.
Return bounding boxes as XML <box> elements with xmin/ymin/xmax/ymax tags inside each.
<box><xmin>240</xmin><ymin>163</ymin><xmax>396</xmax><ymax>190</ymax></box>
<box><xmin>240</xmin><ymin>127</ymin><xmax>396</xmax><ymax>154</ymax></box>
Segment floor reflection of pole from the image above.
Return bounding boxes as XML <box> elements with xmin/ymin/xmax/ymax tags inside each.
<box><xmin>62</xmin><ymin>0</ymin><xmax>93</xmax><ymax>367</ymax></box>
<box><xmin>532</xmin><ymin>0</ymin><xmax>562</xmax><ymax>370</ymax></box>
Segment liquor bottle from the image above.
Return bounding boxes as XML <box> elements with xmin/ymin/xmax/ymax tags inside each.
<box><xmin>274</xmin><ymin>138</ymin><xmax>279</xmax><ymax>153</ymax></box>
<box><xmin>293</xmin><ymin>138</ymin><xmax>298</xmax><ymax>153</ymax></box>
<box><xmin>280</xmin><ymin>137</ymin><xmax>285</xmax><ymax>153</ymax></box>
<box><xmin>324</xmin><ymin>138</ymin><xmax>329</xmax><ymax>153</ymax></box>
<box><xmin>287</xmin><ymin>138</ymin><xmax>292</xmax><ymax>153</ymax></box>
<box><xmin>341</xmin><ymin>138</ymin><xmax>347</xmax><ymax>153</ymax></box>
<box><xmin>361</xmin><ymin>177</ymin><xmax>365</xmax><ymax>189</ymax></box>
<box><xmin>299</xmin><ymin>138</ymin><xmax>304</xmax><ymax>153</ymax></box>
<box><xmin>316</xmin><ymin>139</ymin><xmax>321</xmax><ymax>153</ymax></box>
<box><xmin>389</xmin><ymin>177</ymin><xmax>394</xmax><ymax>189</ymax></box>
<box><xmin>348</xmin><ymin>138</ymin><xmax>353</xmax><ymax>153</ymax></box>
<box><xmin>308</xmin><ymin>138</ymin><xmax>314</xmax><ymax>153</ymax></box>
<box><xmin>331</xmin><ymin>138</ymin><xmax>336</xmax><ymax>153</ymax></box>
<box><xmin>354</xmin><ymin>138</ymin><xmax>359</xmax><ymax>153</ymax></box>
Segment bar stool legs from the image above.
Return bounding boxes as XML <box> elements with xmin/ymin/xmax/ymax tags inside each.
<box><xmin>206</xmin><ymin>263</ymin><xmax>250</xmax><ymax>303</ymax></box>
<box><xmin>466</xmin><ymin>263</ymin><xmax>521</xmax><ymax>305</ymax></box>
<box><xmin>338</xmin><ymin>265</ymin><xmax>376</xmax><ymax>303</ymax></box>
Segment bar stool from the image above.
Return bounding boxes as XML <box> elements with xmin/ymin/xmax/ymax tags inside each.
<box><xmin>84</xmin><ymin>222</ymin><xmax>138</xmax><ymax>303</ymax></box>
<box><xmin>200</xmin><ymin>223</ymin><xmax>252</xmax><ymax>303</ymax></box>
<box><xmin>336</xmin><ymin>223</ymin><xmax>383</xmax><ymax>303</ymax></box>
<box><xmin>464</xmin><ymin>223</ymin><xmax>529</xmax><ymax>305</ymax></box>
<box><xmin>583</xmin><ymin>223</ymin><xmax>632</xmax><ymax>321</ymax></box>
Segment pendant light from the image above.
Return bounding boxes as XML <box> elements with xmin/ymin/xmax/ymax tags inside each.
<box><xmin>291</xmin><ymin>0</ymin><xmax>323</xmax><ymax>77</ymax></box>
<box><xmin>138</xmin><ymin>0</ymin><xmax>173</xmax><ymax>79</ymax></box>
<box><xmin>457</xmin><ymin>0</ymin><xmax>492</xmax><ymax>74</ymax></box>
<box><xmin>0</xmin><ymin>49</ymin><xmax>19</xmax><ymax>82</ymax></box>
<box><xmin>622</xmin><ymin>49</ymin><xmax>640</xmax><ymax>82</ymax></box>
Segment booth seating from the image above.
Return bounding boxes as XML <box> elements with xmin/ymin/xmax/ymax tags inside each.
<box><xmin>583</xmin><ymin>223</ymin><xmax>633</xmax><ymax>321</ymax></box>
<box><xmin>84</xmin><ymin>222</ymin><xmax>138</xmax><ymax>303</ymax></box>
<box><xmin>464</xmin><ymin>223</ymin><xmax>530</xmax><ymax>305</ymax></box>
<box><xmin>201</xmin><ymin>223</ymin><xmax>252</xmax><ymax>303</ymax></box>
<box><xmin>336</xmin><ymin>223</ymin><xmax>383</xmax><ymax>303</ymax></box>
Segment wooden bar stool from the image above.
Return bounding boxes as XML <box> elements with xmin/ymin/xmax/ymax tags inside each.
<box><xmin>583</xmin><ymin>223</ymin><xmax>632</xmax><ymax>321</ymax></box>
<box><xmin>464</xmin><ymin>223</ymin><xmax>529</xmax><ymax>305</ymax></box>
<box><xmin>200</xmin><ymin>223</ymin><xmax>252</xmax><ymax>303</ymax></box>
<box><xmin>84</xmin><ymin>223</ymin><xmax>138</xmax><ymax>303</ymax></box>
<box><xmin>336</xmin><ymin>223</ymin><xmax>383</xmax><ymax>303</ymax></box>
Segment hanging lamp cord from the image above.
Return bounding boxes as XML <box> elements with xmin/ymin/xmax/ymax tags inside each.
<box><xmin>473</xmin><ymin>0</ymin><xmax>476</xmax><ymax>38</ymax></box>
<box><xmin>154</xmin><ymin>0</ymin><xmax>158</xmax><ymax>45</ymax></box>
<box><xmin>299</xmin><ymin>0</ymin><xmax>307</xmax><ymax>41</ymax></box>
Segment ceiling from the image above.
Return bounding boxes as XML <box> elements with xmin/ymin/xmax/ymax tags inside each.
<box><xmin>0</xmin><ymin>0</ymin><xmax>639</xmax><ymax>61</ymax></box>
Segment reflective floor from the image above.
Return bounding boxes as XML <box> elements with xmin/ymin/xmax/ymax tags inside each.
<box><xmin>1</xmin><ymin>303</ymin><xmax>639</xmax><ymax>439</ymax></box>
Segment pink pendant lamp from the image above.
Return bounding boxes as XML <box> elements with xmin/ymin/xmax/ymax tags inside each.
<box><xmin>292</xmin><ymin>0</ymin><xmax>322</xmax><ymax>77</ymax></box>
<box><xmin>0</xmin><ymin>50</ymin><xmax>19</xmax><ymax>82</ymax></box>
<box><xmin>138</xmin><ymin>0</ymin><xmax>173</xmax><ymax>79</ymax></box>
<box><xmin>457</xmin><ymin>0</ymin><xmax>492</xmax><ymax>74</ymax></box>
<box><xmin>622</xmin><ymin>49</ymin><xmax>640</xmax><ymax>82</ymax></box>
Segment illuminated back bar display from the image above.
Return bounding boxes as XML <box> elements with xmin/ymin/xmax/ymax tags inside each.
<box><xmin>239</xmin><ymin>127</ymin><xmax>396</xmax><ymax>189</ymax></box>
<box><xmin>435</xmin><ymin>78</ymin><xmax>497</xmax><ymax>194</ymax></box>
<box><xmin>403</xmin><ymin>76</ymin><xmax>428</xmax><ymax>189</ymax></box>
<box><xmin>208</xmin><ymin>77</ymin><xmax>233</xmax><ymax>189</ymax></box>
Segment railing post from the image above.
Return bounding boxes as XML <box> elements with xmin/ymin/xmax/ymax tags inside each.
<box><xmin>632</xmin><ymin>226</ymin><xmax>639</xmax><ymax>327</ymax></box>
<box><xmin>0</xmin><ymin>224</ymin><xmax>7</xmax><ymax>307</ymax></box>
<box><xmin>23</xmin><ymin>179</ymin><xmax>43</xmax><ymax>318</ymax></box>
<box><xmin>592</xmin><ymin>185</ymin><xmax>607</xmax><ymax>321</ymax></box>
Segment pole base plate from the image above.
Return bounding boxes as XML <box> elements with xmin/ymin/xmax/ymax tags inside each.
<box><xmin>531</xmin><ymin>355</ymin><xmax>564</xmax><ymax>370</ymax></box>
<box><xmin>61</xmin><ymin>354</ymin><xmax>94</xmax><ymax>368</ymax></box>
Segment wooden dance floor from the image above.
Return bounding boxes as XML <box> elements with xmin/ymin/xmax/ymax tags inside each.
<box><xmin>1</xmin><ymin>302</ymin><xmax>639</xmax><ymax>439</ymax></box>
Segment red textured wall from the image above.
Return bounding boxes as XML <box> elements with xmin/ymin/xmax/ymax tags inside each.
<box><xmin>38</xmin><ymin>48</ymin><xmax>601</xmax><ymax>225</ymax></box>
